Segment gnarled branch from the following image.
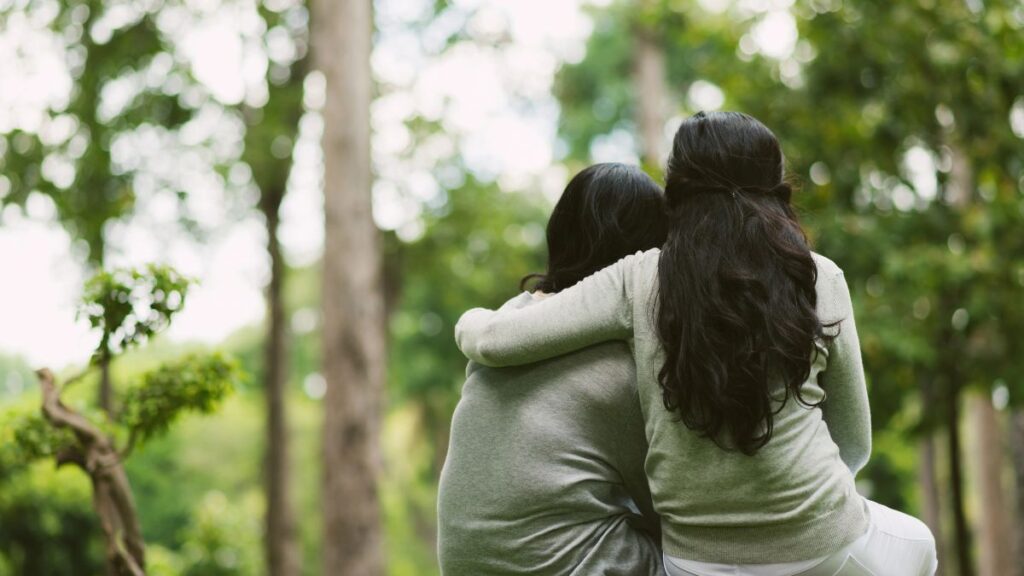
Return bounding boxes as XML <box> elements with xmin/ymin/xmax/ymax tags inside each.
<box><xmin>36</xmin><ymin>368</ymin><xmax>147</xmax><ymax>576</ymax></box>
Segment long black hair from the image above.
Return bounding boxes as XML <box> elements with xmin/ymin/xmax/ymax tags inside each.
<box><xmin>522</xmin><ymin>162</ymin><xmax>667</xmax><ymax>293</ymax></box>
<box><xmin>657</xmin><ymin>111</ymin><xmax>833</xmax><ymax>455</ymax></box>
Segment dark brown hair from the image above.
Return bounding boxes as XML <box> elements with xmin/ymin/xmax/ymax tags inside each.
<box><xmin>656</xmin><ymin>111</ymin><xmax>834</xmax><ymax>455</ymax></box>
<box><xmin>522</xmin><ymin>162</ymin><xmax>668</xmax><ymax>293</ymax></box>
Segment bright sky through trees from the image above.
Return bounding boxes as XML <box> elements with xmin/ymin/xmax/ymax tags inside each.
<box><xmin>0</xmin><ymin>0</ymin><xmax>799</xmax><ymax>369</ymax></box>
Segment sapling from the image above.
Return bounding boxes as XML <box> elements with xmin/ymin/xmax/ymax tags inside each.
<box><xmin>6</xmin><ymin>265</ymin><xmax>239</xmax><ymax>576</ymax></box>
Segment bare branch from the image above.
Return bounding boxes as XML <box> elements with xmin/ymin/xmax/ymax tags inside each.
<box><xmin>37</xmin><ymin>368</ymin><xmax>106</xmax><ymax>446</ymax></box>
<box><xmin>118</xmin><ymin>429</ymin><xmax>139</xmax><ymax>461</ymax></box>
<box><xmin>60</xmin><ymin>366</ymin><xmax>94</xmax><ymax>391</ymax></box>
<box><xmin>36</xmin><ymin>368</ymin><xmax>147</xmax><ymax>575</ymax></box>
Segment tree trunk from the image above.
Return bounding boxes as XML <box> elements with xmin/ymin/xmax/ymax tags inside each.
<box><xmin>99</xmin><ymin>357</ymin><xmax>113</xmax><ymax>416</ymax></box>
<box><xmin>947</xmin><ymin>381</ymin><xmax>974</xmax><ymax>576</ymax></box>
<box><xmin>314</xmin><ymin>0</ymin><xmax>386</xmax><ymax>574</ymax></box>
<box><xmin>263</xmin><ymin>202</ymin><xmax>301</xmax><ymax>576</ymax></box>
<box><xmin>969</xmin><ymin>393</ymin><xmax>1013</xmax><ymax>576</ymax></box>
<box><xmin>919</xmin><ymin>435</ymin><xmax>945</xmax><ymax>574</ymax></box>
<box><xmin>1010</xmin><ymin>409</ymin><xmax>1024</xmax><ymax>576</ymax></box>
<box><xmin>38</xmin><ymin>369</ymin><xmax>146</xmax><ymax>576</ymax></box>
<box><xmin>632</xmin><ymin>12</ymin><xmax>666</xmax><ymax>169</ymax></box>
<box><xmin>945</xmin><ymin>143</ymin><xmax>974</xmax><ymax>576</ymax></box>
<box><xmin>919</xmin><ymin>377</ymin><xmax>945</xmax><ymax>575</ymax></box>
<box><xmin>92</xmin><ymin>215</ymin><xmax>113</xmax><ymax>418</ymax></box>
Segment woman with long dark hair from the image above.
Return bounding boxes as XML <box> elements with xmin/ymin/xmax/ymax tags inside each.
<box><xmin>455</xmin><ymin>112</ymin><xmax>937</xmax><ymax>575</ymax></box>
<box><xmin>439</xmin><ymin>163</ymin><xmax>669</xmax><ymax>575</ymax></box>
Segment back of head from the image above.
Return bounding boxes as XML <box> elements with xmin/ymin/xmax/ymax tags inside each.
<box><xmin>523</xmin><ymin>162</ymin><xmax>667</xmax><ymax>293</ymax></box>
<box><xmin>657</xmin><ymin>111</ymin><xmax>829</xmax><ymax>455</ymax></box>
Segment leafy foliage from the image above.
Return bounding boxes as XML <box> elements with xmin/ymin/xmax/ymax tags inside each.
<box><xmin>79</xmin><ymin>265</ymin><xmax>192</xmax><ymax>365</ymax></box>
<box><xmin>0</xmin><ymin>464</ymin><xmax>104</xmax><ymax>576</ymax></box>
<box><xmin>121</xmin><ymin>353</ymin><xmax>239</xmax><ymax>445</ymax></box>
<box><xmin>178</xmin><ymin>490</ymin><xmax>263</xmax><ymax>576</ymax></box>
<box><xmin>6</xmin><ymin>412</ymin><xmax>75</xmax><ymax>465</ymax></box>
<box><xmin>0</xmin><ymin>404</ymin><xmax>65</xmax><ymax>476</ymax></box>
<box><xmin>0</xmin><ymin>0</ymin><xmax>204</xmax><ymax>266</ymax></box>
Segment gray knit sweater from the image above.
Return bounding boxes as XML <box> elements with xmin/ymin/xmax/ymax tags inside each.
<box><xmin>438</xmin><ymin>293</ymin><xmax>666</xmax><ymax>575</ymax></box>
<box><xmin>455</xmin><ymin>248</ymin><xmax>871</xmax><ymax>564</ymax></box>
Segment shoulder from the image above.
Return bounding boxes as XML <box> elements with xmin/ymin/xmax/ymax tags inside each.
<box><xmin>811</xmin><ymin>252</ymin><xmax>853</xmax><ymax>319</ymax></box>
<box><xmin>620</xmin><ymin>247</ymin><xmax>661</xmax><ymax>279</ymax></box>
<box><xmin>615</xmin><ymin>247</ymin><xmax>660</xmax><ymax>267</ymax></box>
<box><xmin>497</xmin><ymin>292</ymin><xmax>535</xmax><ymax>311</ymax></box>
<box><xmin>577</xmin><ymin>247</ymin><xmax>660</xmax><ymax>296</ymax></box>
<box><xmin>811</xmin><ymin>251</ymin><xmax>845</xmax><ymax>278</ymax></box>
<box><xmin>636</xmin><ymin>247</ymin><xmax>661</xmax><ymax>265</ymax></box>
<box><xmin>811</xmin><ymin>251</ymin><xmax>846</xmax><ymax>289</ymax></box>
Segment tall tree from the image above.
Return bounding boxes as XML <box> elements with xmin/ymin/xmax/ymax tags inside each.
<box><xmin>314</xmin><ymin>0</ymin><xmax>385</xmax><ymax>573</ymax></box>
<box><xmin>240</xmin><ymin>4</ymin><xmax>310</xmax><ymax>574</ymax></box>
<box><xmin>969</xmin><ymin>394</ymin><xmax>1012</xmax><ymax>576</ymax></box>
<box><xmin>633</xmin><ymin>0</ymin><xmax>667</xmax><ymax>169</ymax></box>
<box><xmin>1013</xmin><ymin>413</ymin><xmax>1024</xmax><ymax>575</ymax></box>
<box><xmin>917</xmin><ymin>382</ymin><xmax>945</xmax><ymax>574</ymax></box>
<box><xmin>257</xmin><ymin>159</ymin><xmax>301</xmax><ymax>576</ymax></box>
<box><xmin>943</xmin><ymin>147</ymin><xmax>975</xmax><ymax>575</ymax></box>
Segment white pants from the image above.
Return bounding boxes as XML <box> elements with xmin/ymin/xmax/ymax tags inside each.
<box><xmin>664</xmin><ymin>500</ymin><xmax>938</xmax><ymax>576</ymax></box>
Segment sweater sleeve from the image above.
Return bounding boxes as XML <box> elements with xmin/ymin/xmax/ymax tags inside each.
<box><xmin>818</xmin><ymin>268</ymin><xmax>872</xmax><ymax>476</ymax></box>
<box><xmin>454</xmin><ymin>251</ymin><xmax>645</xmax><ymax>367</ymax></box>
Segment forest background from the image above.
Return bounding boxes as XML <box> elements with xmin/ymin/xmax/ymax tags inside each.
<box><xmin>1</xmin><ymin>0</ymin><xmax>1023</xmax><ymax>575</ymax></box>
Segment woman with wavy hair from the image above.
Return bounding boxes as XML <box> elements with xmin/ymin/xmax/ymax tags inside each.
<box><xmin>456</xmin><ymin>112</ymin><xmax>937</xmax><ymax>575</ymax></box>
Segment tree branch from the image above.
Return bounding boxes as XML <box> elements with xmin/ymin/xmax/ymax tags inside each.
<box><xmin>36</xmin><ymin>368</ymin><xmax>147</xmax><ymax>575</ymax></box>
<box><xmin>37</xmin><ymin>368</ymin><xmax>107</xmax><ymax>446</ymax></box>
<box><xmin>60</xmin><ymin>366</ymin><xmax>94</xmax><ymax>391</ymax></box>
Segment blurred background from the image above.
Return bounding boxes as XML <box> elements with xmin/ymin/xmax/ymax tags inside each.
<box><xmin>0</xmin><ymin>0</ymin><xmax>1022</xmax><ymax>575</ymax></box>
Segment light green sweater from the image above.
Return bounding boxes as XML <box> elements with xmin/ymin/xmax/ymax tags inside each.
<box><xmin>455</xmin><ymin>248</ymin><xmax>871</xmax><ymax>564</ymax></box>
<box><xmin>438</xmin><ymin>293</ymin><xmax>665</xmax><ymax>575</ymax></box>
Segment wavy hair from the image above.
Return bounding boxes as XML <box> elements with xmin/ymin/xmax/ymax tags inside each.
<box><xmin>656</xmin><ymin>111</ymin><xmax>834</xmax><ymax>455</ymax></box>
<box><xmin>522</xmin><ymin>162</ymin><xmax>667</xmax><ymax>293</ymax></box>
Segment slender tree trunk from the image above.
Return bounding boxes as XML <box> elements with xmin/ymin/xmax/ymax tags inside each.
<box><xmin>99</xmin><ymin>357</ymin><xmax>113</xmax><ymax>415</ymax></box>
<box><xmin>918</xmin><ymin>434</ymin><xmax>944</xmax><ymax>574</ymax></box>
<box><xmin>263</xmin><ymin>202</ymin><xmax>301</xmax><ymax>576</ymax></box>
<box><xmin>38</xmin><ymin>369</ymin><xmax>145</xmax><ymax>576</ymax></box>
<box><xmin>314</xmin><ymin>0</ymin><xmax>386</xmax><ymax>573</ymax></box>
<box><xmin>945</xmin><ymin>143</ymin><xmax>974</xmax><ymax>576</ymax></box>
<box><xmin>632</xmin><ymin>11</ymin><xmax>666</xmax><ymax>169</ymax></box>
<box><xmin>918</xmin><ymin>376</ymin><xmax>945</xmax><ymax>575</ymax></box>
<box><xmin>92</xmin><ymin>188</ymin><xmax>113</xmax><ymax>418</ymax></box>
<box><xmin>1010</xmin><ymin>409</ymin><xmax>1024</xmax><ymax>576</ymax></box>
<box><xmin>947</xmin><ymin>379</ymin><xmax>974</xmax><ymax>576</ymax></box>
<box><xmin>969</xmin><ymin>393</ymin><xmax>1013</xmax><ymax>576</ymax></box>
<box><xmin>919</xmin><ymin>425</ymin><xmax>945</xmax><ymax>571</ymax></box>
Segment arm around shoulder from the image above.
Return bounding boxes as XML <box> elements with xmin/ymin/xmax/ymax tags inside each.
<box><xmin>453</xmin><ymin>250</ymin><xmax>649</xmax><ymax>368</ymax></box>
<box><xmin>454</xmin><ymin>308</ymin><xmax>507</xmax><ymax>367</ymax></box>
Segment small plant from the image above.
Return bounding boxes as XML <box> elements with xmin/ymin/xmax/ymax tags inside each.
<box><xmin>6</xmin><ymin>265</ymin><xmax>240</xmax><ymax>576</ymax></box>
